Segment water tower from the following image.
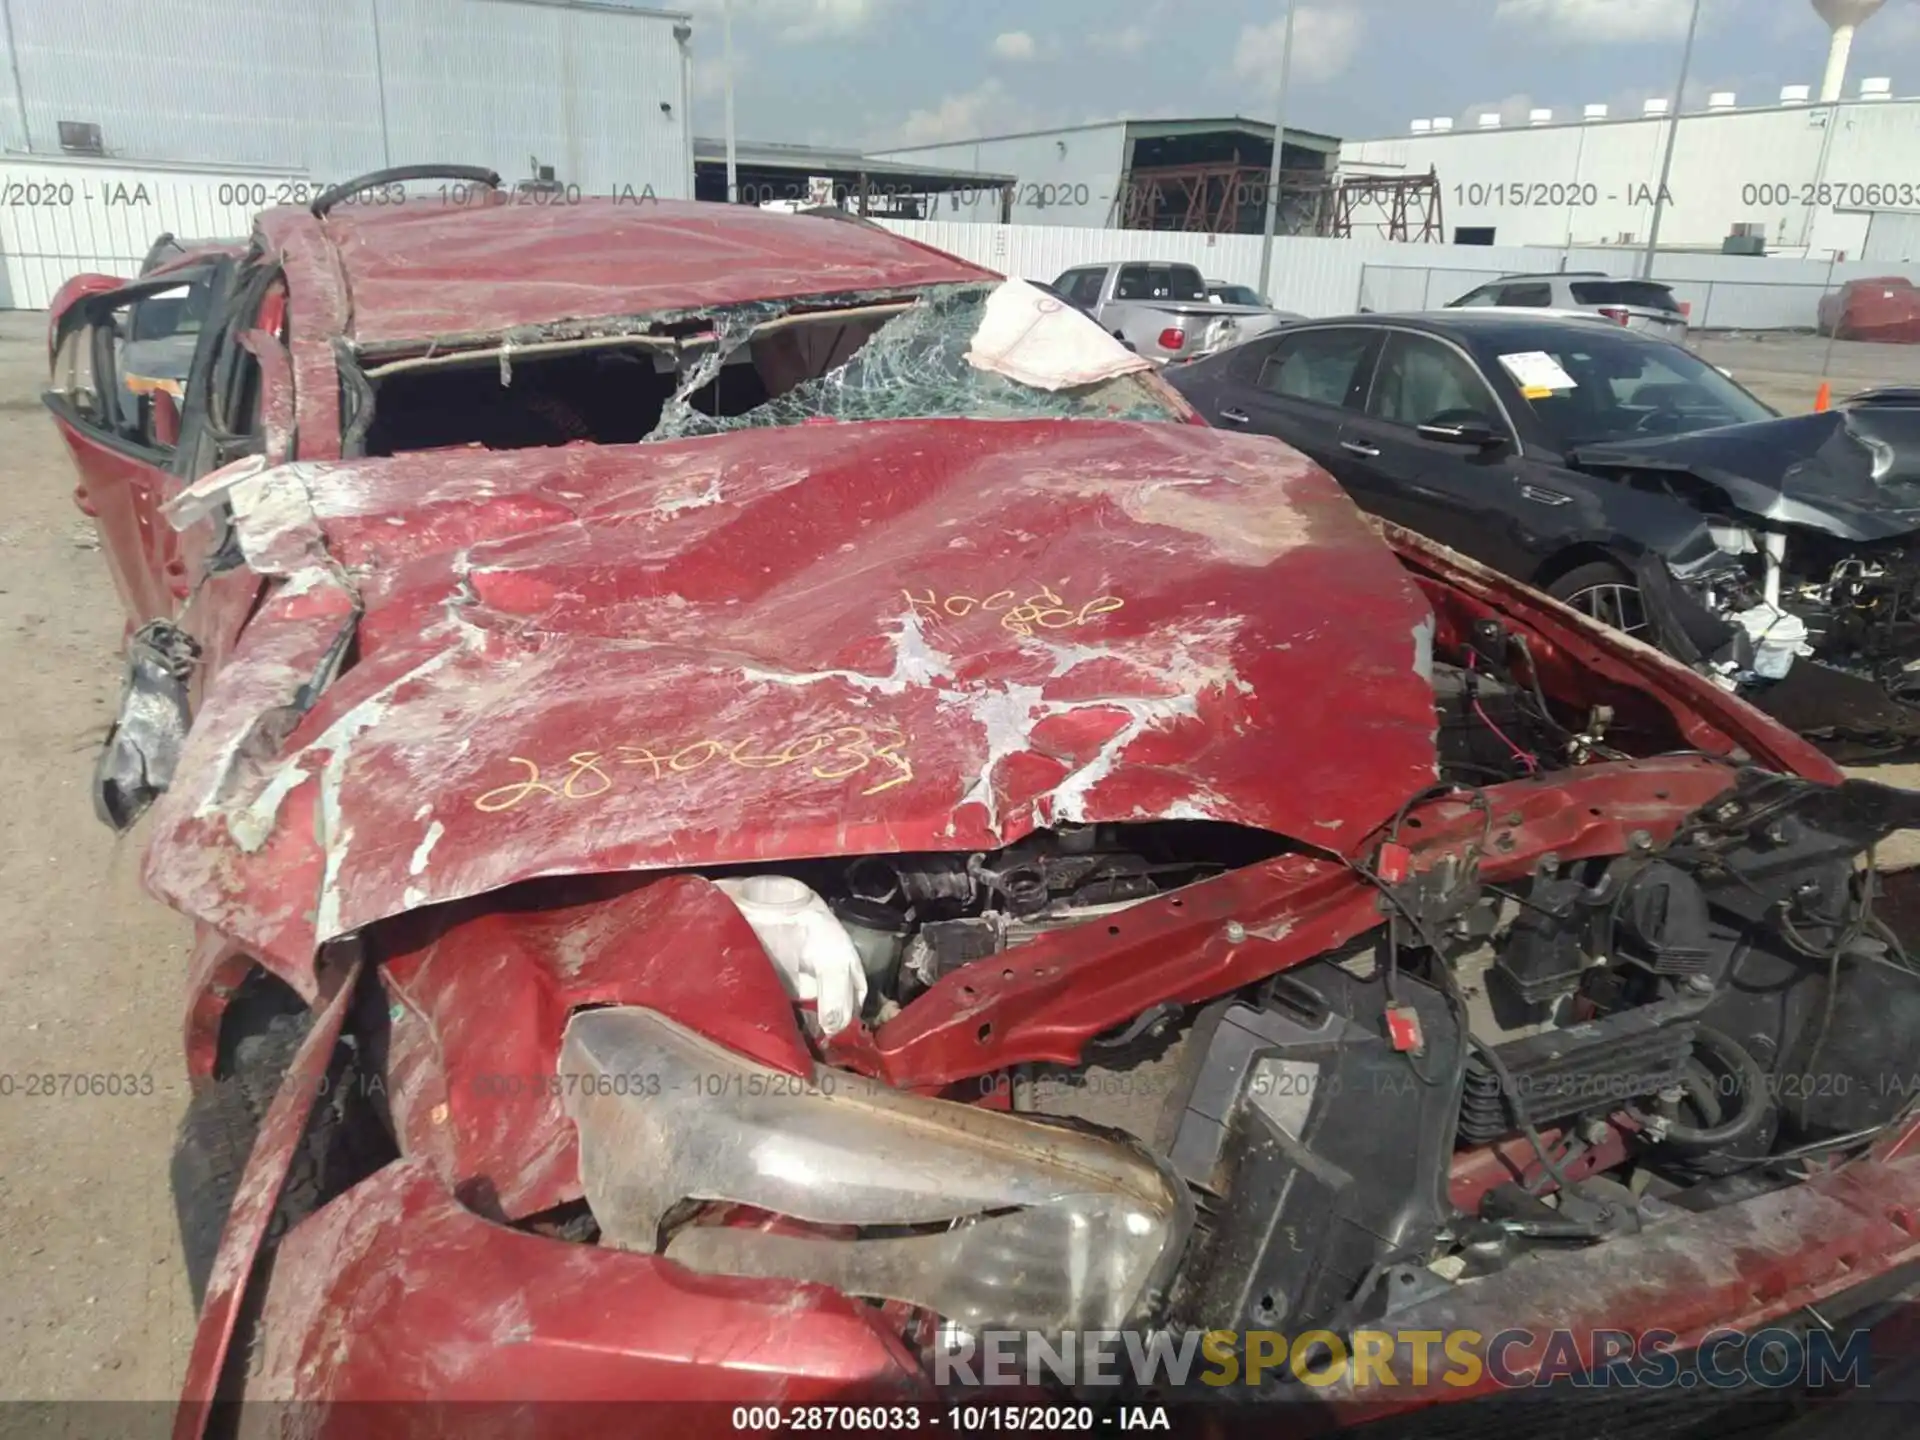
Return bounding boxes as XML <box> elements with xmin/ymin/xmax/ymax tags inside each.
<box><xmin>1813</xmin><ymin>0</ymin><xmax>1886</xmax><ymax>102</ymax></box>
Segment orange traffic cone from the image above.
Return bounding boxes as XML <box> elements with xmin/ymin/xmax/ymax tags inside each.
<box><xmin>1814</xmin><ymin>381</ymin><xmax>1832</xmax><ymax>412</ymax></box>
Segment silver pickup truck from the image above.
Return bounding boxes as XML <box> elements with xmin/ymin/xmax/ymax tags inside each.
<box><xmin>1048</xmin><ymin>260</ymin><xmax>1300</xmax><ymax>363</ymax></box>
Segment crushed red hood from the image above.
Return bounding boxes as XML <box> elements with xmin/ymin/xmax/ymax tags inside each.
<box><xmin>149</xmin><ymin>419</ymin><xmax>1442</xmax><ymax>967</ymax></box>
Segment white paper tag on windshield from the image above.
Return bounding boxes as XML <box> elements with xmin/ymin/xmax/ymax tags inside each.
<box><xmin>1498</xmin><ymin>350</ymin><xmax>1578</xmax><ymax>399</ymax></box>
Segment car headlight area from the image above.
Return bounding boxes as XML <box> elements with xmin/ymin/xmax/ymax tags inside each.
<box><xmin>560</xmin><ymin>1007</ymin><xmax>1195</xmax><ymax>1336</ymax></box>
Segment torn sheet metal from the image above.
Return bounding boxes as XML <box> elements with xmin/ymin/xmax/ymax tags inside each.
<box><xmin>94</xmin><ymin>620</ymin><xmax>202</xmax><ymax>830</ymax></box>
<box><xmin>283</xmin><ymin>198</ymin><xmax>997</xmax><ymax>350</ymax></box>
<box><xmin>1568</xmin><ymin>403</ymin><xmax>1920</xmax><ymax>544</ymax></box>
<box><xmin>142</xmin><ymin>419</ymin><xmax>1440</xmax><ymax>971</ymax></box>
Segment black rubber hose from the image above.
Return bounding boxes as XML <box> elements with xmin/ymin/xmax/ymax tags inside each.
<box><xmin>1635</xmin><ymin>1024</ymin><xmax>1771</xmax><ymax>1153</ymax></box>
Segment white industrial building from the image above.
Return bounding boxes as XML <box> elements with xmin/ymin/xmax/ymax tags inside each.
<box><xmin>1342</xmin><ymin>0</ymin><xmax>1919</xmax><ymax>262</ymax></box>
<box><xmin>868</xmin><ymin>118</ymin><xmax>1343</xmax><ymax>234</ymax></box>
<box><xmin>1341</xmin><ymin>87</ymin><xmax>1920</xmax><ymax>261</ymax></box>
<box><xmin>0</xmin><ymin>0</ymin><xmax>694</xmax><ymax>194</ymax></box>
<box><xmin>0</xmin><ymin>0</ymin><xmax>695</xmax><ymax>306</ymax></box>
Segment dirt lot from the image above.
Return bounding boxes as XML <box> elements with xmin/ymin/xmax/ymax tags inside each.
<box><xmin>0</xmin><ymin>309</ymin><xmax>194</xmax><ymax>1402</ymax></box>
<box><xmin>0</xmin><ymin>303</ymin><xmax>1913</xmax><ymax>1407</ymax></box>
<box><xmin>1695</xmin><ymin>330</ymin><xmax>1917</xmax><ymax>415</ymax></box>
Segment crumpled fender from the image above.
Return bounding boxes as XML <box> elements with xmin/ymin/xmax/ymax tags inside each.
<box><xmin>237</xmin><ymin>1157</ymin><xmax>929</xmax><ymax>1416</ymax></box>
<box><xmin>377</xmin><ymin>874</ymin><xmax>810</xmax><ymax>1222</ymax></box>
<box><xmin>1569</xmin><ymin>408</ymin><xmax>1920</xmax><ymax>544</ymax></box>
<box><xmin>176</xmin><ymin>950</ymin><xmax>362</xmax><ymax>1440</ymax></box>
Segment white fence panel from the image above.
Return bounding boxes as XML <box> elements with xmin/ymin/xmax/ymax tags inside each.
<box><xmin>883</xmin><ymin>218</ymin><xmax>1920</xmax><ymax>332</ymax></box>
<box><xmin>882</xmin><ymin>220</ymin><xmax>1271</xmax><ymax>291</ymax></box>
<box><xmin>14</xmin><ymin>182</ymin><xmax>1920</xmax><ymax>330</ymax></box>
<box><xmin>1</xmin><ymin>155</ymin><xmax>305</xmax><ymax>309</ymax></box>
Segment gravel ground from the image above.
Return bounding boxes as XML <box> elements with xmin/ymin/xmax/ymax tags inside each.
<box><xmin>0</xmin><ymin>302</ymin><xmax>1912</xmax><ymax>1410</ymax></box>
<box><xmin>1693</xmin><ymin>330</ymin><xmax>1916</xmax><ymax>415</ymax></box>
<box><xmin>0</xmin><ymin>309</ymin><xmax>194</xmax><ymax>1404</ymax></box>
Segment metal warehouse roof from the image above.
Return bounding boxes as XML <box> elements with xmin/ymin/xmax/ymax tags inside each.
<box><xmin>694</xmin><ymin>137</ymin><xmax>1015</xmax><ymax>183</ymax></box>
<box><xmin>875</xmin><ymin>117</ymin><xmax>1343</xmax><ymax>155</ymax></box>
<box><xmin>1360</xmin><ymin>96</ymin><xmax>1919</xmax><ymax>141</ymax></box>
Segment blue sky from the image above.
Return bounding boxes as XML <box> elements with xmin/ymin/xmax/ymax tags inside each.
<box><xmin>676</xmin><ymin>0</ymin><xmax>1920</xmax><ymax>148</ymax></box>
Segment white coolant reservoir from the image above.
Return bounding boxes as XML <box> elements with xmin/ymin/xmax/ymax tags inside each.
<box><xmin>1731</xmin><ymin>602</ymin><xmax>1813</xmax><ymax>681</ymax></box>
<box><xmin>713</xmin><ymin>876</ymin><xmax>868</xmax><ymax>1036</ymax></box>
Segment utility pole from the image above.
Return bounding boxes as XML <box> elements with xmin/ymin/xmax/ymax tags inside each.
<box><xmin>723</xmin><ymin>0</ymin><xmax>739</xmax><ymax>203</ymax></box>
<box><xmin>1640</xmin><ymin>0</ymin><xmax>1702</xmax><ymax>279</ymax></box>
<box><xmin>1256</xmin><ymin>0</ymin><xmax>1297</xmax><ymax>305</ymax></box>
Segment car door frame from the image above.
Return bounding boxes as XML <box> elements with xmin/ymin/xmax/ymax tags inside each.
<box><xmin>162</xmin><ymin>257</ymin><xmax>297</xmax><ymax>649</ymax></box>
<box><xmin>1332</xmin><ymin>325</ymin><xmax>1540</xmax><ymax>573</ymax></box>
<box><xmin>45</xmin><ymin>259</ymin><xmax>237</xmax><ymax>623</ymax></box>
<box><xmin>1459</xmin><ymin>325</ymin><xmax>1754</xmax><ymax>585</ymax></box>
<box><xmin>1205</xmin><ymin>322</ymin><xmax>1383</xmax><ymax>475</ymax></box>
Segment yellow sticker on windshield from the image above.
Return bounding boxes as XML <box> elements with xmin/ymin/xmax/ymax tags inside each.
<box><xmin>1499</xmin><ymin>351</ymin><xmax>1580</xmax><ymax>393</ymax></box>
<box><xmin>1522</xmin><ymin>386</ymin><xmax>1554</xmax><ymax>399</ymax></box>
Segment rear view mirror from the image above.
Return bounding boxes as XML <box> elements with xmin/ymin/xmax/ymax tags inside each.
<box><xmin>1417</xmin><ymin>417</ymin><xmax>1506</xmax><ymax>447</ymax></box>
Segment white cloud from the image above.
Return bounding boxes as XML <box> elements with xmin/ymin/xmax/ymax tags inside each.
<box><xmin>1879</xmin><ymin>2</ymin><xmax>1920</xmax><ymax>48</ymax></box>
<box><xmin>1454</xmin><ymin>75</ymin><xmax>1736</xmax><ymax>128</ymax></box>
<box><xmin>1095</xmin><ymin>23</ymin><xmax>1151</xmax><ymax>54</ymax></box>
<box><xmin>1457</xmin><ymin>92</ymin><xmax>1539</xmax><ymax>128</ymax></box>
<box><xmin>683</xmin><ymin>0</ymin><xmax>881</xmax><ymax>45</ymax></box>
<box><xmin>888</xmin><ymin>78</ymin><xmax>1050</xmax><ymax>147</ymax></box>
<box><xmin>1231</xmin><ymin>6</ymin><xmax>1364</xmax><ymax>88</ymax></box>
<box><xmin>1604</xmin><ymin>76</ymin><xmax>1726</xmax><ymax>114</ymax></box>
<box><xmin>1494</xmin><ymin>0</ymin><xmax>1696</xmax><ymax>44</ymax></box>
<box><xmin>691</xmin><ymin>51</ymin><xmax>748</xmax><ymax>101</ymax></box>
<box><xmin>991</xmin><ymin>30</ymin><xmax>1038</xmax><ymax>61</ymax></box>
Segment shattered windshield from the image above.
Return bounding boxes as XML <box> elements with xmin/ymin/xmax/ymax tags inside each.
<box><xmin>649</xmin><ymin>283</ymin><xmax>1182</xmax><ymax>442</ymax></box>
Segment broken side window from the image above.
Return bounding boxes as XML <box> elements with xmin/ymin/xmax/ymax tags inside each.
<box><xmin>649</xmin><ymin>286</ymin><xmax>1182</xmax><ymax>442</ymax></box>
<box><xmin>356</xmin><ymin>283</ymin><xmax>1179</xmax><ymax>457</ymax></box>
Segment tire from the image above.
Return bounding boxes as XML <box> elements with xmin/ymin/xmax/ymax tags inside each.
<box><xmin>1546</xmin><ymin>559</ymin><xmax>1649</xmax><ymax>639</ymax></box>
<box><xmin>171</xmin><ymin>1009</ymin><xmax>387</xmax><ymax>1309</ymax></box>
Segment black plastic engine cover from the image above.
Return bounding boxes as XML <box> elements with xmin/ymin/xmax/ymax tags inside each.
<box><xmin>1457</xmin><ymin>1005</ymin><xmax>1698</xmax><ymax>1146</ymax></box>
<box><xmin>1162</xmin><ymin>959</ymin><xmax>1464</xmax><ymax>1334</ymax></box>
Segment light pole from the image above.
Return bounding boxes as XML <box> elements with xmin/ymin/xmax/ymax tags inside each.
<box><xmin>1640</xmin><ymin>0</ymin><xmax>1702</xmax><ymax>279</ymax></box>
<box><xmin>1256</xmin><ymin>0</ymin><xmax>1297</xmax><ymax>305</ymax></box>
<box><xmin>723</xmin><ymin>0</ymin><xmax>739</xmax><ymax>203</ymax></box>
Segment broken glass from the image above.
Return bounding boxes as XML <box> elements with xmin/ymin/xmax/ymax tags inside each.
<box><xmin>647</xmin><ymin>285</ymin><xmax>1181</xmax><ymax>442</ymax></box>
<box><xmin>650</xmin><ymin>301</ymin><xmax>785</xmax><ymax>439</ymax></box>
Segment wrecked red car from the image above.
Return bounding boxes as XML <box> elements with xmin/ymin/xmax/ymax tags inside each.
<box><xmin>1819</xmin><ymin>275</ymin><xmax>1920</xmax><ymax>344</ymax></box>
<box><xmin>43</xmin><ymin>168</ymin><xmax>1920</xmax><ymax>1433</ymax></box>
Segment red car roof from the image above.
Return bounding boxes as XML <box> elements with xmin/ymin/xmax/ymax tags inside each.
<box><xmin>258</xmin><ymin>197</ymin><xmax>996</xmax><ymax>349</ymax></box>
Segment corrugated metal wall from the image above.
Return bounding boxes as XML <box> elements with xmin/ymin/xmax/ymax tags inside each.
<box><xmin>0</xmin><ymin>155</ymin><xmax>298</xmax><ymax>307</ymax></box>
<box><xmin>7</xmin><ymin>155</ymin><xmax>1914</xmax><ymax>323</ymax></box>
<box><xmin>1865</xmin><ymin>211</ymin><xmax>1920</xmax><ymax>262</ymax></box>
<box><xmin>0</xmin><ymin>0</ymin><xmax>690</xmax><ymax>195</ymax></box>
<box><xmin>1340</xmin><ymin>99</ymin><xmax>1920</xmax><ymax>258</ymax></box>
<box><xmin>877</xmin><ymin>218</ymin><xmax>1920</xmax><ymax>331</ymax></box>
<box><xmin>375</xmin><ymin>0</ymin><xmax>689</xmax><ymax>196</ymax></box>
<box><xmin>869</xmin><ymin>125</ymin><xmax>1129</xmax><ymax>228</ymax></box>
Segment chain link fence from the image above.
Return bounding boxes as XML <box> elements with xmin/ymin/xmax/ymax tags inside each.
<box><xmin>1355</xmin><ymin>262</ymin><xmax>1847</xmax><ymax>333</ymax></box>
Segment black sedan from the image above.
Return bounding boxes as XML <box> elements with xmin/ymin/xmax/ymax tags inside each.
<box><xmin>1166</xmin><ymin>311</ymin><xmax>1920</xmax><ymax>745</ymax></box>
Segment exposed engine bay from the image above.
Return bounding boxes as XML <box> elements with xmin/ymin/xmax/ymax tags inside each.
<box><xmin>1584</xmin><ymin>398</ymin><xmax>1920</xmax><ymax>746</ymax></box>
<box><xmin>549</xmin><ymin>621</ymin><xmax>1920</xmax><ymax>1392</ymax></box>
<box><xmin>1668</xmin><ymin>523</ymin><xmax>1920</xmax><ymax>711</ymax></box>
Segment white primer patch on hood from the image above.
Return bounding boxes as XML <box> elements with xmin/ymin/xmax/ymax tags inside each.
<box><xmin>740</xmin><ymin>609</ymin><xmax>957</xmax><ymax>696</ymax></box>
